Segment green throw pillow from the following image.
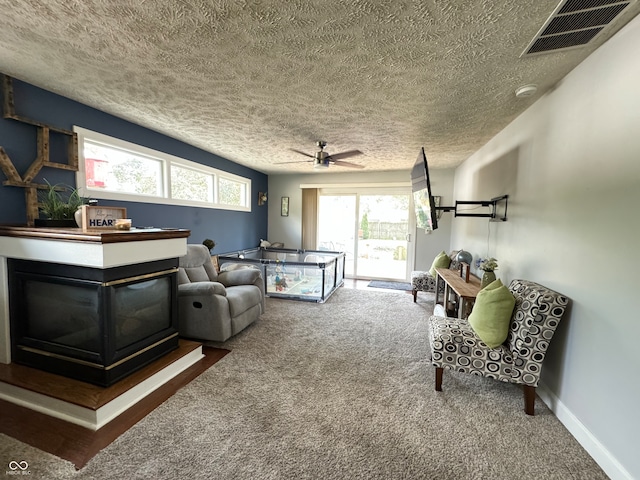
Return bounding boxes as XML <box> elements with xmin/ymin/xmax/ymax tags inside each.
<box><xmin>429</xmin><ymin>251</ymin><xmax>451</xmax><ymax>277</ymax></box>
<box><xmin>468</xmin><ymin>279</ymin><xmax>516</xmax><ymax>348</ymax></box>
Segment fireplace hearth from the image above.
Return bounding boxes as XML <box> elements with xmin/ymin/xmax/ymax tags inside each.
<box><xmin>8</xmin><ymin>258</ymin><xmax>179</xmax><ymax>386</ymax></box>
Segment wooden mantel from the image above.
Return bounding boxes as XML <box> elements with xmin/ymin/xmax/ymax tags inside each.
<box><xmin>0</xmin><ymin>225</ymin><xmax>191</xmax><ymax>269</ymax></box>
<box><xmin>0</xmin><ymin>225</ymin><xmax>191</xmax><ymax>244</ymax></box>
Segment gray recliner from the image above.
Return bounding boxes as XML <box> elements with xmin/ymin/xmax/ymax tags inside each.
<box><xmin>177</xmin><ymin>244</ymin><xmax>265</xmax><ymax>342</ymax></box>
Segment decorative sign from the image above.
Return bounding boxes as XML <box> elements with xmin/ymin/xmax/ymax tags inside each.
<box><xmin>81</xmin><ymin>205</ymin><xmax>127</xmax><ymax>230</ymax></box>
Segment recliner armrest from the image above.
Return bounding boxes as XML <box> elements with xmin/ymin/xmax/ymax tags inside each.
<box><xmin>218</xmin><ymin>268</ymin><xmax>261</xmax><ymax>287</ymax></box>
<box><xmin>178</xmin><ymin>281</ymin><xmax>227</xmax><ymax>296</ymax></box>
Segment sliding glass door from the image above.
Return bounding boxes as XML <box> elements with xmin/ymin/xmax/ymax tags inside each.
<box><xmin>318</xmin><ymin>191</ymin><xmax>412</xmax><ymax>281</ymax></box>
<box><xmin>317</xmin><ymin>195</ymin><xmax>357</xmax><ymax>274</ymax></box>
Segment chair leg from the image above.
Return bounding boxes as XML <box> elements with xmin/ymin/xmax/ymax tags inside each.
<box><xmin>413</xmin><ymin>289</ymin><xmax>417</xmax><ymax>302</ymax></box>
<box><xmin>435</xmin><ymin>367</ymin><xmax>443</xmax><ymax>391</ymax></box>
<box><xmin>523</xmin><ymin>385</ymin><xmax>536</xmax><ymax>416</ymax></box>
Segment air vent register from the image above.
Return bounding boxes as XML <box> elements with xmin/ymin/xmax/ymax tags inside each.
<box><xmin>522</xmin><ymin>0</ymin><xmax>634</xmax><ymax>55</ymax></box>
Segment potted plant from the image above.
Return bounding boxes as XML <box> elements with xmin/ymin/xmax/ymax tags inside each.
<box><xmin>476</xmin><ymin>257</ymin><xmax>498</xmax><ymax>288</ymax></box>
<box><xmin>36</xmin><ymin>180</ymin><xmax>88</xmax><ymax>227</ymax></box>
<box><xmin>203</xmin><ymin>239</ymin><xmax>216</xmax><ymax>252</ymax></box>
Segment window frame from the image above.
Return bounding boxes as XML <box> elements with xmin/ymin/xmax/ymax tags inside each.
<box><xmin>74</xmin><ymin>126</ymin><xmax>251</xmax><ymax>212</ymax></box>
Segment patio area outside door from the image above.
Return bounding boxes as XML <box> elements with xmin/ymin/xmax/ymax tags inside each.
<box><xmin>318</xmin><ymin>192</ymin><xmax>412</xmax><ymax>281</ymax></box>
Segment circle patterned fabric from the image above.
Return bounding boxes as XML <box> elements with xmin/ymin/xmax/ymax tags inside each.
<box><xmin>411</xmin><ymin>250</ymin><xmax>462</xmax><ymax>294</ymax></box>
<box><xmin>428</xmin><ymin>279</ymin><xmax>569</xmax><ymax>387</ymax></box>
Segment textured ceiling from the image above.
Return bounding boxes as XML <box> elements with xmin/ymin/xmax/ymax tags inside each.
<box><xmin>1</xmin><ymin>1</ymin><xmax>638</xmax><ymax>174</ymax></box>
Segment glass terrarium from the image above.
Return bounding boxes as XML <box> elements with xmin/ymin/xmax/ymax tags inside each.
<box><xmin>217</xmin><ymin>247</ymin><xmax>345</xmax><ymax>303</ymax></box>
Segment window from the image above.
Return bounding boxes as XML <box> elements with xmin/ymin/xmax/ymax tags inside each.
<box><xmin>218</xmin><ymin>176</ymin><xmax>246</xmax><ymax>206</ymax></box>
<box><xmin>83</xmin><ymin>141</ymin><xmax>163</xmax><ymax>197</ymax></box>
<box><xmin>74</xmin><ymin>126</ymin><xmax>251</xmax><ymax>211</ymax></box>
<box><xmin>170</xmin><ymin>164</ymin><xmax>214</xmax><ymax>203</ymax></box>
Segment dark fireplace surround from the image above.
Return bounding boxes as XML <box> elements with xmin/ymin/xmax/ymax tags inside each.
<box><xmin>8</xmin><ymin>257</ymin><xmax>179</xmax><ymax>387</ymax></box>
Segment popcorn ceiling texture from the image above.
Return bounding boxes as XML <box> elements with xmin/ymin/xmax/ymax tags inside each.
<box><xmin>0</xmin><ymin>1</ymin><xmax>638</xmax><ymax>173</ymax></box>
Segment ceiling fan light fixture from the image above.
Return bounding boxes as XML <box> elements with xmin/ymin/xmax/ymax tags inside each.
<box><xmin>285</xmin><ymin>141</ymin><xmax>362</xmax><ymax>169</ymax></box>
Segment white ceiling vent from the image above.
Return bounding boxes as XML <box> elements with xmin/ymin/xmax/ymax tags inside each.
<box><xmin>522</xmin><ymin>0</ymin><xmax>635</xmax><ymax>56</ymax></box>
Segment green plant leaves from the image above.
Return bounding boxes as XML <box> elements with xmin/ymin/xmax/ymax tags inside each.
<box><xmin>38</xmin><ymin>179</ymin><xmax>88</xmax><ymax>220</ymax></box>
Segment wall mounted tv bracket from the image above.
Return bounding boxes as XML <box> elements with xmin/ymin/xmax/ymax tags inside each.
<box><xmin>436</xmin><ymin>194</ymin><xmax>508</xmax><ymax>222</ymax></box>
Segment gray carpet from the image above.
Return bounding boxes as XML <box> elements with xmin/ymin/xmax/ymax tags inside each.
<box><xmin>0</xmin><ymin>288</ymin><xmax>606</xmax><ymax>479</ymax></box>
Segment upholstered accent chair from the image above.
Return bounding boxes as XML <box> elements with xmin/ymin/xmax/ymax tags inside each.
<box><xmin>177</xmin><ymin>244</ymin><xmax>265</xmax><ymax>342</ymax></box>
<box><xmin>411</xmin><ymin>250</ymin><xmax>462</xmax><ymax>302</ymax></box>
<box><xmin>427</xmin><ymin>279</ymin><xmax>569</xmax><ymax>415</ymax></box>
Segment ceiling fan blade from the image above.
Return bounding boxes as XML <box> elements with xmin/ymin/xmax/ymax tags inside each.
<box><xmin>332</xmin><ymin>160</ymin><xmax>365</xmax><ymax>169</ymax></box>
<box><xmin>327</xmin><ymin>149</ymin><xmax>363</xmax><ymax>161</ymax></box>
<box><xmin>276</xmin><ymin>159</ymin><xmax>314</xmax><ymax>164</ymax></box>
<box><xmin>289</xmin><ymin>148</ymin><xmax>314</xmax><ymax>158</ymax></box>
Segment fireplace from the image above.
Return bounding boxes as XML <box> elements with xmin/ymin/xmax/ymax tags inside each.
<box><xmin>8</xmin><ymin>258</ymin><xmax>179</xmax><ymax>386</ymax></box>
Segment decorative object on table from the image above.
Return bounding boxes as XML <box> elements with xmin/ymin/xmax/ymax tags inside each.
<box><xmin>211</xmin><ymin>255</ymin><xmax>220</xmax><ymax>273</ymax></box>
<box><xmin>203</xmin><ymin>238</ymin><xmax>216</xmax><ymax>252</ymax></box>
<box><xmin>80</xmin><ymin>205</ymin><xmax>127</xmax><ymax>230</ymax></box>
<box><xmin>281</xmin><ymin>196</ymin><xmax>289</xmax><ymax>216</ymax></box>
<box><xmin>456</xmin><ymin>250</ymin><xmax>473</xmax><ymax>265</ymax></box>
<box><xmin>476</xmin><ymin>257</ymin><xmax>498</xmax><ymax>289</ymax></box>
<box><xmin>114</xmin><ymin>218</ymin><xmax>132</xmax><ymax>230</ymax></box>
<box><xmin>36</xmin><ymin>180</ymin><xmax>88</xmax><ymax>228</ymax></box>
<box><xmin>481</xmin><ymin>271</ymin><xmax>497</xmax><ymax>289</ymax></box>
<box><xmin>74</xmin><ymin>198</ymin><xmax>98</xmax><ymax>227</ymax></box>
<box><xmin>459</xmin><ymin>262</ymin><xmax>471</xmax><ymax>282</ymax></box>
<box><xmin>258</xmin><ymin>192</ymin><xmax>268</xmax><ymax>206</ymax></box>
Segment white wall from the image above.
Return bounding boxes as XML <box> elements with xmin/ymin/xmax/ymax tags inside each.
<box><xmin>450</xmin><ymin>16</ymin><xmax>640</xmax><ymax>480</ymax></box>
<box><xmin>267</xmin><ymin>168</ymin><xmax>455</xmax><ymax>272</ymax></box>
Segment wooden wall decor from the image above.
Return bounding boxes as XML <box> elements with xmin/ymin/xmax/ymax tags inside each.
<box><xmin>0</xmin><ymin>75</ymin><xmax>79</xmax><ymax>226</ymax></box>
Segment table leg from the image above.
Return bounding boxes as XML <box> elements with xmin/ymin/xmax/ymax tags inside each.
<box><xmin>444</xmin><ymin>284</ymin><xmax>450</xmax><ymax>316</ymax></box>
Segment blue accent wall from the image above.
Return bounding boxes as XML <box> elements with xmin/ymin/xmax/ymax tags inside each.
<box><xmin>0</xmin><ymin>76</ymin><xmax>268</xmax><ymax>251</ymax></box>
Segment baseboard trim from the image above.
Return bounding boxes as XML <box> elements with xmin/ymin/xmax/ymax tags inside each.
<box><xmin>538</xmin><ymin>382</ymin><xmax>632</xmax><ymax>480</ymax></box>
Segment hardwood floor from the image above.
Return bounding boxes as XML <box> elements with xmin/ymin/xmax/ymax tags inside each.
<box><xmin>0</xmin><ymin>340</ymin><xmax>205</xmax><ymax>409</ymax></box>
<box><xmin>0</xmin><ymin>343</ymin><xmax>229</xmax><ymax>469</ymax></box>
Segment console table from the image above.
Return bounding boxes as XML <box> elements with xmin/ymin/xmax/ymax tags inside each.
<box><xmin>435</xmin><ymin>267</ymin><xmax>481</xmax><ymax>319</ymax></box>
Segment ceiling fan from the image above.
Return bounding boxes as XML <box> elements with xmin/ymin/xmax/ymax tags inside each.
<box><xmin>284</xmin><ymin>141</ymin><xmax>364</xmax><ymax>169</ymax></box>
